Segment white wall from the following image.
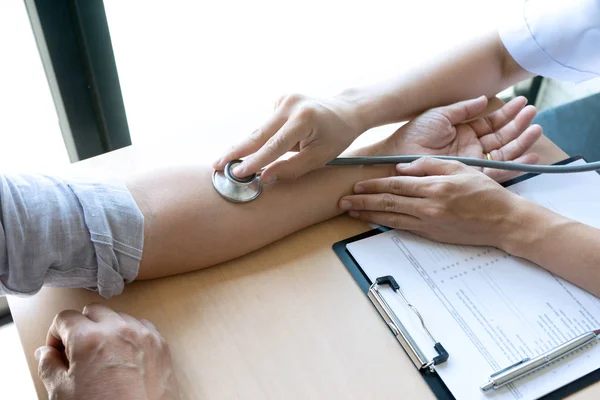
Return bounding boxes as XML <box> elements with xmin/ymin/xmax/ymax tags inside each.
<box><xmin>104</xmin><ymin>0</ymin><xmax>502</xmax><ymax>157</ymax></box>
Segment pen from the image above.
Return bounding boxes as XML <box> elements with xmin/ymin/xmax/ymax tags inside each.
<box><xmin>480</xmin><ymin>329</ymin><xmax>600</xmax><ymax>392</ymax></box>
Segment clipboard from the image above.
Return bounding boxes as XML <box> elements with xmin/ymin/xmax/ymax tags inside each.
<box><xmin>332</xmin><ymin>156</ymin><xmax>600</xmax><ymax>400</ymax></box>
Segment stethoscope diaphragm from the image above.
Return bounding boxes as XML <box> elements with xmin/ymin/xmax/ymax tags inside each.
<box><xmin>212</xmin><ymin>159</ymin><xmax>263</xmax><ymax>203</ymax></box>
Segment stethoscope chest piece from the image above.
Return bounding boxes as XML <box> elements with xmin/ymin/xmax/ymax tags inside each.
<box><xmin>212</xmin><ymin>159</ymin><xmax>263</xmax><ymax>203</ymax></box>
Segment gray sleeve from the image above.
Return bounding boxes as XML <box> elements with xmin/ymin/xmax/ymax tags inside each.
<box><xmin>0</xmin><ymin>174</ymin><xmax>144</xmax><ymax>299</ymax></box>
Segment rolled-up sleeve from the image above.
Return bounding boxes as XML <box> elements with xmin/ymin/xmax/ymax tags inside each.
<box><xmin>498</xmin><ymin>0</ymin><xmax>600</xmax><ymax>83</ymax></box>
<box><xmin>0</xmin><ymin>174</ymin><xmax>144</xmax><ymax>298</ymax></box>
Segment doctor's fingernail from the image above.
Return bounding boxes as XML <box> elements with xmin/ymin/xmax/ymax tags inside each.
<box><xmin>349</xmin><ymin>211</ymin><xmax>360</xmax><ymax>218</ymax></box>
<box><xmin>354</xmin><ymin>184</ymin><xmax>364</xmax><ymax>193</ymax></box>
<box><xmin>34</xmin><ymin>348</ymin><xmax>41</xmax><ymax>361</ymax></box>
<box><xmin>340</xmin><ymin>200</ymin><xmax>352</xmax><ymax>210</ymax></box>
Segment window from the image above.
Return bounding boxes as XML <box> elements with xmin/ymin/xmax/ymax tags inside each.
<box><xmin>0</xmin><ymin>2</ymin><xmax>69</xmax><ymax>173</ymax></box>
<box><xmin>24</xmin><ymin>0</ymin><xmax>131</xmax><ymax>162</ymax></box>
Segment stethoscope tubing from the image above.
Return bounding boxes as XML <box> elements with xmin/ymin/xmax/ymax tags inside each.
<box><xmin>326</xmin><ymin>156</ymin><xmax>600</xmax><ymax>173</ymax></box>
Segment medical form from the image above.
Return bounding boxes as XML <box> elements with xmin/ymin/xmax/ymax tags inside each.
<box><xmin>346</xmin><ymin>159</ymin><xmax>600</xmax><ymax>399</ymax></box>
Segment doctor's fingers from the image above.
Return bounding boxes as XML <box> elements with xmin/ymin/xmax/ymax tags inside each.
<box><xmin>351</xmin><ymin>176</ymin><xmax>433</xmax><ymax>197</ymax></box>
<box><xmin>231</xmin><ymin>117</ymin><xmax>314</xmax><ymax>179</ymax></box>
<box><xmin>339</xmin><ymin>192</ymin><xmax>424</xmax><ymax>217</ymax></box>
<box><xmin>259</xmin><ymin>148</ymin><xmax>329</xmax><ymax>183</ymax></box>
<box><xmin>212</xmin><ymin>110</ymin><xmax>287</xmax><ymax>171</ymax></box>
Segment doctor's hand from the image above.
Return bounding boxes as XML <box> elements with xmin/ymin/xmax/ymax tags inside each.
<box><xmin>36</xmin><ymin>304</ymin><xmax>180</xmax><ymax>400</ymax></box>
<box><xmin>339</xmin><ymin>157</ymin><xmax>536</xmax><ymax>249</ymax></box>
<box><xmin>213</xmin><ymin>93</ymin><xmax>364</xmax><ymax>183</ymax></box>
<box><xmin>368</xmin><ymin>95</ymin><xmax>542</xmax><ymax>182</ymax></box>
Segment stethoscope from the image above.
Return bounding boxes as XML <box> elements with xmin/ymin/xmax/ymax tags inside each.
<box><xmin>213</xmin><ymin>156</ymin><xmax>600</xmax><ymax>203</ymax></box>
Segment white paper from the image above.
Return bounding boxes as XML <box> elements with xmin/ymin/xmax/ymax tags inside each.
<box><xmin>347</xmin><ymin>160</ymin><xmax>600</xmax><ymax>400</ymax></box>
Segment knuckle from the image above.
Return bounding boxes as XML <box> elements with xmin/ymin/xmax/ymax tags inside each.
<box><xmin>264</xmin><ymin>136</ymin><xmax>281</xmax><ymax>153</ymax></box>
<box><xmin>422</xmin><ymin>206</ymin><xmax>445</xmax><ymax>219</ymax></box>
<box><xmin>439</xmin><ymin>181</ymin><xmax>453</xmax><ymax>193</ymax></box>
<box><xmin>446</xmin><ymin>160</ymin><xmax>462</xmax><ymax>169</ymax></box>
<box><xmin>53</xmin><ymin>310</ymin><xmax>72</xmax><ymax>326</ymax></box>
<box><xmin>279</xmin><ymin>93</ymin><xmax>303</xmax><ymax>109</ymax></box>
<box><xmin>71</xmin><ymin>328</ymin><xmax>102</xmax><ymax>356</ymax></box>
<box><xmin>117</xmin><ymin>324</ymin><xmax>139</xmax><ymax>342</ymax></box>
<box><xmin>430</xmin><ymin>181</ymin><xmax>451</xmax><ymax>195</ymax></box>
<box><xmin>288</xmin><ymin>168</ymin><xmax>298</xmax><ymax>181</ymax></box>
<box><xmin>157</xmin><ymin>337</ymin><xmax>172</xmax><ymax>360</ymax></box>
<box><xmin>139</xmin><ymin>327</ymin><xmax>156</xmax><ymax>346</ymax></box>
<box><xmin>274</xmin><ymin>94</ymin><xmax>286</xmax><ymax>109</ymax></box>
<box><xmin>294</xmin><ymin>105</ymin><xmax>317</xmax><ymax>121</ymax></box>
<box><xmin>81</xmin><ymin>302</ymin><xmax>100</xmax><ymax>315</ymax></box>
<box><xmin>388</xmin><ymin>215</ymin><xmax>405</xmax><ymax>229</ymax></box>
<box><xmin>159</xmin><ymin>335</ymin><xmax>169</xmax><ymax>349</ymax></box>
<box><xmin>249</xmin><ymin>128</ymin><xmax>262</xmax><ymax>141</ymax></box>
<box><xmin>451</xmin><ymin>161</ymin><xmax>469</xmax><ymax>173</ymax></box>
<box><xmin>419</xmin><ymin>157</ymin><xmax>435</xmax><ymax>167</ymax></box>
<box><xmin>460</xmin><ymin>104</ymin><xmax>471</xmax><ymax>118</ymax></box>
<box><xmin>159</xmin><ymin>337</ymin><xmax>170</xmax><ymax>354</ymax></box>
<box><xmin>380</xmin><ymin>194</ymin><xmax>397</xmax><ymax>212</ymax></box>
<box><xmin>53</xmin><ymin>310</ymin><xmax>77</xmax><ymax>336</ymax></box>
<box><xmin>353</xmin><ymin>198</ymin><xmax>365</xmax><ymax>210</ymax></box>
<box><xmin>389</xmin><ymin>178</ymin><xmax>403</xmax><ymax>193</ymax></box>
<box><xmin>61</xmin><ymin>330</ymin><xmax>93</xmax><ymax>360</ymax></box>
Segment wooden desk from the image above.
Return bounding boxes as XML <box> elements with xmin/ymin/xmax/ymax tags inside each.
<box><xmin>9</xmin><ymin>136</ymin><xmax>596</xmax><ymax>400</ymax></box>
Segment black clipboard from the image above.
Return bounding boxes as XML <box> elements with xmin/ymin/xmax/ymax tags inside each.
<box><xmin>332</xmin><ymin>156</ymin><xmax>600</xmax><ymax>399</ymax></box>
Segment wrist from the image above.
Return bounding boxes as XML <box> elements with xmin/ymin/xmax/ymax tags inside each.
<box><xmin>337</xmin><ymin>87</ymin><xmax>386</xmax><ymax>133</ymax></box>
<box><xmin>497</xmin><ymin>197</ymin><xmax>570</xmax><ymax>259</ymax></box>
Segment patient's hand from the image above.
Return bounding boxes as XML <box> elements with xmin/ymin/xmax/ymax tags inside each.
<box><xmin>369</xmin><ymin>96</ymin><xmax>542</xmax><ymax>182</ymax></box>
<box><xmin>37</xmin><ymin>304</ymin><xmax>179</xmax><ymax>400</ymax></box>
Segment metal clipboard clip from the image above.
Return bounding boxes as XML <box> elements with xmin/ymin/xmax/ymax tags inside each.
<box><xmin>368</xmin><ymin>275</ymin><xmax>449</xmax><ymax>372</ymax></box>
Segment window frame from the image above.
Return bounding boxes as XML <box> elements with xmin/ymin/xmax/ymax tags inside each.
<box><xmin>25</xmin><ymin>0</ymin><xmax>130</xmax><ymax>162</ymax></box>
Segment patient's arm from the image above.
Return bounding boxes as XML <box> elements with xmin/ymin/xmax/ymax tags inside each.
<box><xmin>129</xmin><ymin>160</ymin><xmax>393</xmax><ymax>280</ymax></box>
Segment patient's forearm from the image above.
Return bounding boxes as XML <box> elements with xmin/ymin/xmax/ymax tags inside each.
<box><xmin>128</xmin><ymin>163</ymin><xmax>393</xmax><ymax>279</ymax></box>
